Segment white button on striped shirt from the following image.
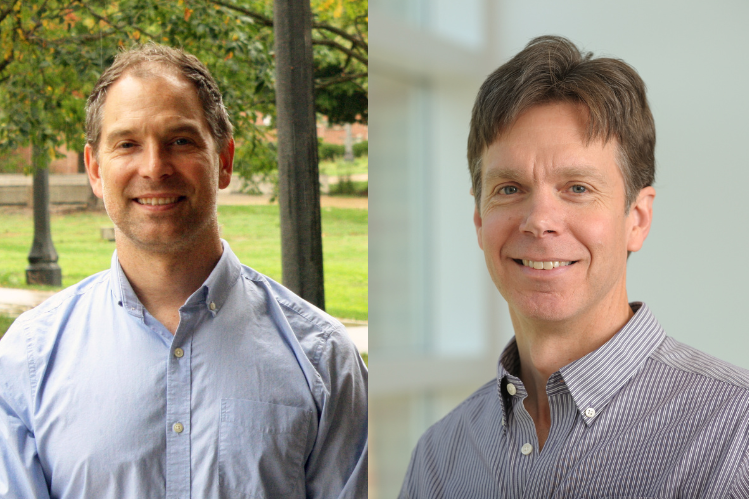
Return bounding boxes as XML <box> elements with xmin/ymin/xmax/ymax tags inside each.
<box><xmin>400</xmin><ymin>303</ymin><xmax>749</xmax><ymax>498</ymax></box>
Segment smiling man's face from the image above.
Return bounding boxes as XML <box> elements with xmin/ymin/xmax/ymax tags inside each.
<box><xmin>85</xmin><ymin>67</ymin><xmax>233</xmax><ymax>254</ymax></box>
<box><xmin>474</xmin><ymin>101</ymin><xmax>653</xmax><ymax>325</ymax></box>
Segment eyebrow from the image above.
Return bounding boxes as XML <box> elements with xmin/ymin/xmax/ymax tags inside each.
<box><xmin>103</xmin><ymin>122</ymin><xmax>203</xmax><ymax>144</ymax></box>
<box><xmin>483</xmin><ymin>165</ymin><xmax>610</xmax><ymax>186</ymax></box>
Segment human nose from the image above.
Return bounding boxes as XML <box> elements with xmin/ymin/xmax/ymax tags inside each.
<box><xmin>139</xmin><ymin>142</ymin><xmax>173</xmax><ymax>180</ymax></box>
<box><xmin>518</xmin><ymin>191</ymin><xmax>561</xmax><ymax>237</ymax></box>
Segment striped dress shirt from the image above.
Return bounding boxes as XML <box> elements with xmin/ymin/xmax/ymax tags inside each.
<box><xmin>399</xmin><ymin>303</ymin><xmax>749</xmax><ymax>498</ymax></box>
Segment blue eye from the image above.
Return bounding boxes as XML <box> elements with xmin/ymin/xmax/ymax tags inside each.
<box><xmin>499</xmin><ymin>186</ymin><xmax>518</xmax><ymax>195</ymax></box>
<box><xmin>571</xmin><ymin>185</ymin><xmax>587</xmax><ymax>194</ymax></box>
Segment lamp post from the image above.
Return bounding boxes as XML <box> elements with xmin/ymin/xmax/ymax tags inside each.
<box><xmin>26</xmin><ymin>142</ymin><xmax>61</xmax><ymax>286</ymax></box>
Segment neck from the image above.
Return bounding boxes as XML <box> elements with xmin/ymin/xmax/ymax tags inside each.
<box><xmin>116</xmin><ymin>233</ymin><xmax>224</xmax><ymax>334</ymax></box>
<box><xmin>511</xmin><ymin>297</ymin><xmax>634</xmax><ymax>450</ymax></box>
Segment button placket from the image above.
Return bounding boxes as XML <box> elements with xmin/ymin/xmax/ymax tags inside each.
<box><xmin>506</xmin><ymin>382</ymin><xmax>538</xmax><ymax>483</ymax></box>
<box><xmin>165</xmin><ymin>335</ymin><xmax>192</xmax><ymax>498</ymax></box>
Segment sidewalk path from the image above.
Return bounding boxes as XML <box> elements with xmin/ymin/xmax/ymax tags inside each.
<box><xmin>341</xmin><ymin>323</ymin><xmax>368</xmax><ymax>353</ymax></box>
<box><xmin>0</xmin><ymin>288</ymin><xmax>57</xmax><ymax>317</ymax></box>
<box><xmin>217</xmin><ymin>192</ymin><xmax>368</xmax><ymax>210</ymax></box>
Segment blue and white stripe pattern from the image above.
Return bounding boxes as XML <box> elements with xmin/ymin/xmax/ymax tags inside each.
<box><xmin>399</xmin><ymin>303</ymin><xmax>749</xmax><ymax>498</ymax></box>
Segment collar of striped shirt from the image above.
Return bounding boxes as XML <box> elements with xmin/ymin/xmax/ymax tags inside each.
<box><xmin>496</xmin><ymin>302</ymin><xmax>666</xmax><ymax>429</ymax></box>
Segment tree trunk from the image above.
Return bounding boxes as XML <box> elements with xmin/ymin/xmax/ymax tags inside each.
<box><xmin>26</xmin><ymin>142</ymin><xmax>61</xmax><ymax>286</ymax></box>
<box><xmin>273</xmin><ymin>0</ymin><xmax>325</xmax><ymax>309</ymax></box>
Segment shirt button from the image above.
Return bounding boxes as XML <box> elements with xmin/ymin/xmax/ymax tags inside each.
<box><xmin>209</xmin><ymin>301</ymin><xmax>217</xmax><ymax>310</ymax></box>
<box><xmin>521</xmin><ymin>443</ymin><xmax>533</xmax><ymax>455</ymax></box>
<box><xmin>173</xmin><ymin>422</ymin><xmax>184</xmax><ymax>433</ymax></box>
<box><xmin>174</xmin><ymin>348</ymin><xmax>184</xmax><ymax>358</ymax></box>
<box><xmin>585</xmin><ymin>407</ymin><xmax>596</xmax><ymax>418</ymax></box>
<box><xmin>506</xmin><ymin>383</ymin><xmax>517</xmax><ymax>396</ymax></box>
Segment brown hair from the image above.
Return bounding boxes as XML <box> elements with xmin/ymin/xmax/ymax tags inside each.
<box><xmin>467</xmin><ymin>35</ymin><xmax>655</xmax><ymax>210</ymax></box>
<box><xmin>85</xmin><ymin>42</ymin><xmax>233</xmax><ymax>155</ymax></box>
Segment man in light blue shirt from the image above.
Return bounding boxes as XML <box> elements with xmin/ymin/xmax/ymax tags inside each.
<box><xmin>0</xmin><ymin>43</ymin><xmax>367</xmax><ymax>498</ymax></box>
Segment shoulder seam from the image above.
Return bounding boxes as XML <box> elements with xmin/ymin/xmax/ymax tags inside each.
<box><xmin>240</xmin><ymin>271</ymin><xmax>341</xmax><ymax>335</ymax></box>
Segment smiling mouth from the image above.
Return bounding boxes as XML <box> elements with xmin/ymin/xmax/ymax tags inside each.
<box><xmin>514</xmin><ymin>259</ymin><xmax>577</xmax><ymax>270</ymax></box>
<box><xmin>135</xmin><ymin>196</ymin><xmax>184</xmax><ymax>206</ymax></box>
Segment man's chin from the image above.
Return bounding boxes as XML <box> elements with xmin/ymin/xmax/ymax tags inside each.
<box><xmin>115</xmin><ymin>229</ymin><xmax>195</xmax><ymax>254</ymax></box>
<box><xmin>509</xmin><ymin>294</ymin><xmax>579</xmax><ymax>324</ymax></box>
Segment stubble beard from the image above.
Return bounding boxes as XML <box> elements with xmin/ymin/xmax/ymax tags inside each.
<box><xmin>106</xmin><ymin>196</ymin><xmax>220</xmax><ymax>257</ymax></box>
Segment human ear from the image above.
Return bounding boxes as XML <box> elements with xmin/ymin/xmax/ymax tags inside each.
<box><xmin>84</xmin><ymin>144</ymin><xmax>104</xmax><ymax>199</ymax></box>
<box><xmin>626</xmin><ymin>186</ymin><xmax>656</xmax><ymax>253</ymax></box>
<box><xmin>218</xmin><ymin>138</ymin><xmax>235</xmax><ymax>190</ymax></box>
<box><xmin>473</xmin><ymin>205</ymin><xmax>484</xmax><ymax>251</ymax></box>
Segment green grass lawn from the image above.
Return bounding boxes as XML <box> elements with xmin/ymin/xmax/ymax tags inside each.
<box><xmin>0</xmin><ymin>204</ymin><xmax>367</xmax><ymax>336</ymax></box>
<box><xmin>318</xmin><ymin>156</ymin><xmax>368</xmax><ymax>177</ymax></box>
<box><xmin>0</xmin><ymin>315</ymin><xmax>14</xmax><ymax>338</ymax></box>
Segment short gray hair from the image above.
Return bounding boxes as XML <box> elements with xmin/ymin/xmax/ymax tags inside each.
<box><xmin>85</xmin><ymin>42</ymin><xmax>233</xmax><ymax>154</ymax></box>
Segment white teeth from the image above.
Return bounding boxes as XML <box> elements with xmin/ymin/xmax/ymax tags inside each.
<box><xmin>137</xmin><ymin>197</ymin><xmax>179</xmax><ymax>206</ymax></box>
<box><xmin>522</xmin><ymin>260</ymin><xmax>573</xmax><ymax>270</ymax></box>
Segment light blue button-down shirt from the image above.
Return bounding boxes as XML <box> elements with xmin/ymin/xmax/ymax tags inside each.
<box><xmin>0</xmin><ymin>241</ymin><xmax>368</xmax><ymax>498</ymax></box>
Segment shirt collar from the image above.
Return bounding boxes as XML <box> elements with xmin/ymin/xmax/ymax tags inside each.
<box><xmin>109</xmin><ymin>239</ymin><xmax>243</xmax><ymax>318</ymax></box>
<box><xmin>496</xmin><ymin>302</ymin><xmax>666</xmax><ymax>427</ymax></box>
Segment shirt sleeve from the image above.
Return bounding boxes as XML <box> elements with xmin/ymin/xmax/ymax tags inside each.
<box><xmin>0</xmin><ymin>320</ymin><xmax>51</xmax><ymax>499</ymax></box>
<box><xmin>304</xmin><ymin>326</ymin><xmax>368</xmax><ymax>499</ymax></box>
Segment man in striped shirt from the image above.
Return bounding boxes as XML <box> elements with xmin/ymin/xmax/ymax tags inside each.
<box><xmin>400</xmin><ymin>36</ymin><xmax>749</xmax><ymax>498</ymax></box>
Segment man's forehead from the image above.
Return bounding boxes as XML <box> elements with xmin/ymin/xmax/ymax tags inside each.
<box><xmin>103</xmin><ymin>65</ymin><xmax>196</xmax><ymax>112</ymax></box>
<box><xmin>483</xmin><ymin>102</ymin><xmax>617</xmax><ymax>163</ymax></box>
<box><xmin>100</xmin><ymin>69</ymin><xmax>204</xmax><ymax>130</ymax></box>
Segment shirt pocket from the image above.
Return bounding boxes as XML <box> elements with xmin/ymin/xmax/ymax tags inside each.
<box><xmin>219</xmin><ymin>398</ymin><xmax>312</xmax><ymax>498</ymax></box>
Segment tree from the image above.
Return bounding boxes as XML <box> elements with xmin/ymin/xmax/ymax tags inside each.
<box><xmin>0</xmin><ymin>0</ymin><xmax>368</xmax><ymax>189</ymax></box>
<box><xmin>274</xmin><ymin>0</ymin><xmax>324</xmax><ymax>307</ymax></box>
<box><xmin>0</xmin><ymin>0</ymin><xmax>367</xmax><ymax>294</ymax></box>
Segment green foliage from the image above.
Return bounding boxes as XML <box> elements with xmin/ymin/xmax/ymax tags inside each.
<box><xmin>329</xmin><ymin>178</ymin><xmax>367</xmax><ymax>197</ymax></box>
<box><xmin>0</xmin><ymin>0</ymin><xmax>368</xmax><ymax>181</ymax></box>
<box><xmin>318</xmin><ymin>140</ymin><xmax>366</xmax><ymax>161</ymax></box>
<box><xmin>318</xmin><ymin>140</ymin><xmax>344</xmax><ymax>161</ymax></box>
<box><xmin>310</xmin><ymin>0</ymin><xmax>368</xmax><ymax>124</ymax></box>
<box><xmin>0</xmin><ymin>149</ymin><xmax>27</xmax><ymax>173</ymax></box>
<box><xmin>353</xmin><ymin>140</ymin><xmax>367</xmax><ymax>157</ymax></box>
<box><xmin>315</xmin><ymin>61</ymin><xmax>367</xmax><ymax>124</ymax></box>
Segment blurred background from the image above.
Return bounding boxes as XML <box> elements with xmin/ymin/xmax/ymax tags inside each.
<box><xmin>369</xmin><ymin>0</ymin><xmax>749</xmax><ymax>496</ymax></box>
